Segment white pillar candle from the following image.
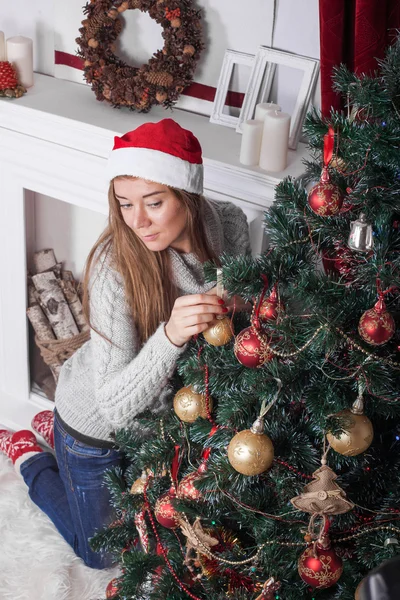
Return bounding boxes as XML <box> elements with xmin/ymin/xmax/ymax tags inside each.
<box><xmin>6</xmin><ymin>36</ymin><xmax>33</xmax><ymax>88</ymax></box>
<box><xmin>255</xmin><ymin>102</ymin><xmax>281</xmax><ymax>122</ymax></box>
<box><xmin>259</xmin><ymin>111</ymin><xmax>291</xmax><ymax>173</ymax></box>
<box><xmin>240</xmin><ymin>120</ymin><xmax>263</xmax><ymax>166</ymax></box>
<box><xmin>0</xmin><ymin>32</ymin><xmax>6</xmax><ymax>62</ymax></box>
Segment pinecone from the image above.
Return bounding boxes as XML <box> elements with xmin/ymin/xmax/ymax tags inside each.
<box><xmin>144</xmin><ymin>71</ymin><xmax>174</xmax><ymax>87</ymax></box>
<box><xmin>0</xmin><ymin>61</ymin><xmax>19</xmax><ymax>90</ymax></box>
<box><xmin>85</xmin><ymin>14</ymin><xmax>108</xmax><ymax>38</ymax></box>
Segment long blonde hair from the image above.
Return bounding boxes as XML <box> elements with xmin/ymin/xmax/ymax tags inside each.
<box><xmin>82</xmin><ymin>177</ymin><xmax>219</xmax><ymax>345</ymax></box>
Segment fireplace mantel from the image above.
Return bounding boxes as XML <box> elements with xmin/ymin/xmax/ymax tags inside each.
<box><xmin>0</xmin><ymin>74</ymin><xmax>309</xmax><ymax>206</ymax></box>
<box><xmin>0</xmin><ymin>73</ymin><xmax>310</xmax><ymax>431</ymax></box>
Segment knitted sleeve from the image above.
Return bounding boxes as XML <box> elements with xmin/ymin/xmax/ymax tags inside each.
<box><xmin>89</xmin><ymin>254</ymin><xmax>186</xmax><ymax>429</ymax></box>
<box><xmin>211</xmin><ymin>200</ymin><xmax>252</xmax><ymax>256</ymax></box>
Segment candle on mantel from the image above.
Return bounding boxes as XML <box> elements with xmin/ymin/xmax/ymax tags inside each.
<box><xmin>240</xmin><ymin>119</ymin><xmax>264</xmax><ymax>166</ymax></box>
<box><xmin>0</xmin><ymin>32</ymin><xmax>6</xmax><ymax>62</ymax></box>
<box><xmin>259</xmin><ymin>111</ymin><xmax>291</xmax><ymax>172</ymax></box>
<box><xmin>6</xmin><ymin>36</ymin><xmax>33</xmax><ymax>88</ymax></box>
<box><xmin>255</xmin><ymin>102</ymin><xmax>281</xmax><ymax>122</ymax></box>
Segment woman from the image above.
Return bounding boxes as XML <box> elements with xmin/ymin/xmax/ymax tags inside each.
<box><xmin>0</xmin><ymin>119</ymin><xmax>251</xmax><ymax>569</ymax></box>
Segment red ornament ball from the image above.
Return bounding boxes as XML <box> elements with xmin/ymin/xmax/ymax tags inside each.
<box><xmin>259</xmin><ymin>288</ymin><xmax>284</xmax><ymax>322</ymax></box>
<box><xmin>358</xmin><ymin>298</ymin><xmax>395</xmax><ymax>346</ymax></box>
<box><xmin>298</xmin><ymin>545</ymin><xmax>343</xmax><ymax>589</ymax></box>
<box><xmin>234</xmin><ymin>326</ymin><xmax>273</xmax><ymax>368</ymax></box>
<box><xmin>105</xmin><ymin>578</ymin><xmax>120</xmax><ymax>598</ymax></box>
<box><xmin>155</xmin><ymin>491</ymin><xmax>180</xmax><ymax>529</ymax></box>
<box><xmin>308</xmin><ymin>174</ymin><xmax>344</xmax><ymax>216</ymax></box>
<box><xmin>177</xmin><ymin>471</ymin><xmax>202</xmax><ymax>501</ymax></box>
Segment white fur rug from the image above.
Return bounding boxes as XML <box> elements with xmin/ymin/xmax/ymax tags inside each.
<box><xmin>0</xmin><ymin>453</ymin><xmax>120</xmax><ymax>600</ymax></box>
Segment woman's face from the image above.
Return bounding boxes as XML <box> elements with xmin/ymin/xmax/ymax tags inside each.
<box><xmin>114</xmin><ymin>178</ymin><xmax>191</xmax><ymax>253</ymax></box>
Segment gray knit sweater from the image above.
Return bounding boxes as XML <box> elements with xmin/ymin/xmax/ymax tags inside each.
<box><xmin>55</xmin><ymin>199</ymin><xmax>251</xmax><ymax>441</ymax></box>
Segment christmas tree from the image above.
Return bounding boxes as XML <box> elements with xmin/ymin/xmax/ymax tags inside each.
<box><xmin>93</xmin><ymin>37</ymin><xmax>400</xmax><ymax>600</ymax></box>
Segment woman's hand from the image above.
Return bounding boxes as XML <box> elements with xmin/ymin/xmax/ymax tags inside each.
<box><xmin>206</xmin><ymin>287</ymin><xmax>252</xmax><ymax>314</ymax></box>
<box><xmin>165</xmin><ymin>294</ymin><xmax>228</xmax><ymax>347</ymax></box>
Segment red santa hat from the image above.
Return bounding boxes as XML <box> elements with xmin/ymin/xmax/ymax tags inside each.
<box><xmin>106</xmin><ymin>118</ymin><xmax>203</xmax><ymax>194</ymax></box>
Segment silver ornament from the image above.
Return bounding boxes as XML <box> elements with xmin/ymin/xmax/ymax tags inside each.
<box><xmin>384</xmin><ymin>537</ymin><xmax>399</xmax><ymax>548</ymax></box>
<box><xmin>348</xmin><ymin>213</ymin><xmax>373</xmax><ymax>252</ymax></box>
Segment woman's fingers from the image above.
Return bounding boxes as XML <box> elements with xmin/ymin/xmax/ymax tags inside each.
<box><xmin>182</xmin><ymin>312</ymin><xmax>217</xmax><ymax>326</ymax></box>
<box><xmin>175</xmin><ymin>293</ymin><xmax>224</xmax><ymax>308</ymax></box>
<box><xmin>178</xmin><ymin>304</ymin><xmax>227</xmax><ymax>318</ymax></box>
<box><xmin>185</xmin><ymin>322</ymin><xmax>214</xmax><ymax>336</ymax></box>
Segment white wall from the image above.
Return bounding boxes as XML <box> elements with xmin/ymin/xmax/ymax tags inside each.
<box><xmin>0</xmin><ymin>0</ymin><xmax>320</xmax><ymax>77</ymax></box>
<box><xmin>30</xmin><ymin>194</ymin><xmax>108</xmax><ymax>280</ymax></box>
<box><xmin>0</xmin><ymin>0</ymin><xmax>55</xmax><ymax>76</ymax></box>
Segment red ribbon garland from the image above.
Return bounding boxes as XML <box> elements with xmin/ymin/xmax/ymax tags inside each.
<box><xmin>253</xmin><ymin>274</ymin><xmax>269</xmax><ymax>330</ymax></box>
<box><xmin>323</xmin><ymin>125</ymin><xmax>335</xmax><ymax>166</ymax></box>
<box><xmin>171</xmin><ymin>445</ymin><xmax>182</xmax><ymax>488</ymax></box>
<box><xmin>200</xmin><ymin>424</ymin><xmax>219</xmax><ymax>467</ymax></box>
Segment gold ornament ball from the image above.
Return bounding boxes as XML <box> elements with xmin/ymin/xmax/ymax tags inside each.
<box><xmin>171</xmin><ymin>17</ymin><xmax>181</xmax><ymax>28</ymax></box>
<box><xmin>327</xmin><ymin>409</ymin><xmax>374</xmax><ymax>456</ymax></box>
<box><xmin>130</xmin><ymin>475</ymin><xmax>146</xmax><ymax>495</ymax></box>
<box><xmin>203</xmin><ymin>316</ymin><xmax>233</xmax><ymax>346</ymax></box>
<box><xmin>227</xmin><ymin>429</ymin><xmax>274</xmax><ymax>476</ymax></box>
<box><xmin>88</xmin><ymin>38</ymin><xmax>99</xmax><ymax>49</ymax></box>
<box><xmin>173</xmin><ymin>385</ymin><xmax>213</xmax><ymax>423</ymax></box>
<box><xmin>330</xmin><ymin>154</ymin><xmax>346</xmax><ymax>171</ymax></box>
<box><xmin>355</xmin><ymin>579</ymin><xmax>365</xmax><ymax>600</ymax></box>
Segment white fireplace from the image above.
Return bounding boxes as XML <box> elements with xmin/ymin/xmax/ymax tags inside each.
<box><xmin>0</xmin><ymin>73</ymin><xmax>309</xmax><ymax>431</ymax></box>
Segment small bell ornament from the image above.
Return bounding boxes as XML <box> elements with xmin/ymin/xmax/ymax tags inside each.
<box><xmin>348</xmin><ymin>213</ymin><xmax>374</xmax><ymax>252</ymax></box>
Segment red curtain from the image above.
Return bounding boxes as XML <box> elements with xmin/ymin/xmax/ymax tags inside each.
<box><xmin>319</xmin><ymin>0</ymin><xmax>400</xmax><ymax>116</ymax></box>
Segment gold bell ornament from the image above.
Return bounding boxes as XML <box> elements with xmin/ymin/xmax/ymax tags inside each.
<box><xmin>348</xmin><ymin>213</ymin><xmax>374</xmax><ymax>252</ymax></box>
<box><xmin>327</xmin><ymin>386</ymin><xmax>374</xmax><ymax>457</ymax></box>
<box><xmin>355</xmin><ymin>579</ymin><xmax>366</xmax><ymax>600</ymax></box>
<box><xmin>203</xmin><ymin>268</ymin><xmax>233</xmax><ymax>347</ymax></box>
<box><xmin>130</xmin><ymin>471</ymin><xmax>148</xmax><ymax>495</ymax></box>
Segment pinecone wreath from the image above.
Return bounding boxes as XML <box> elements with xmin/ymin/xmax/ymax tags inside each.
<box><xmin>76</xmin><ymin>0</ymin><xmax>204</xmax><ymax>111</ymax></box>
<box><xmin>0</xmin><ymin>61</ymin><xmax>26</xmax><ymax>98</ymax></box>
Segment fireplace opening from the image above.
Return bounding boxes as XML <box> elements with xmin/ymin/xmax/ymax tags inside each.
<box><xmin>25</xmin><ymin>191</ymin><xmax>107</xmax><ymax>401</ymax></box>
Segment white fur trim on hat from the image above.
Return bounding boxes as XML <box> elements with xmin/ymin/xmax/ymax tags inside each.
<box><xmin>106</xmin><ymin>147</ymin><xmax>203</xmax><ymax>194</ymax></box>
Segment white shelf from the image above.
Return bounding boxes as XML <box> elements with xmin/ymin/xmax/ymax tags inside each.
<box><xmin>0</xmin><ymin>73</ymin><xmax>309</xmax><ymax>208</ymax></box>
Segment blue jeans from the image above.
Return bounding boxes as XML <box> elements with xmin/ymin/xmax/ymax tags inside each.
<box><xmin>20</xmin><ymin>412</ymin><xmax>123</xmax><ymax>569</ymax></box>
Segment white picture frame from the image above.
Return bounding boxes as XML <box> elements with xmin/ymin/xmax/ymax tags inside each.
<box><xmin>236</xmin><ymin>46</ymin><xmax>320</xmax><ymax>150</ymax></box>
<box><xmin>209</xmin><ymin>49</ymin><xmax>255</xmax><ymax>129</ymax></box>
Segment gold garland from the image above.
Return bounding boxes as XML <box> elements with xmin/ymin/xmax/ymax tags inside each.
<box><xmin>247</xmin><ymin>313</ymin><xmax>399</xmax><ymax>368</ymax></box>
<box><xmin>179</xmin><ymin>515</ymin><xmax>400</xmax><ymax>567</ymax></box>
